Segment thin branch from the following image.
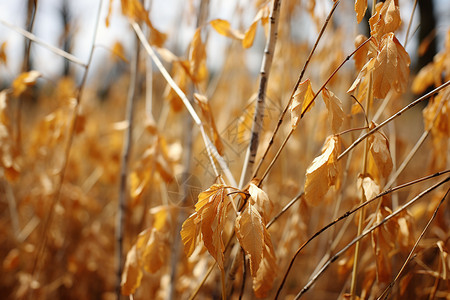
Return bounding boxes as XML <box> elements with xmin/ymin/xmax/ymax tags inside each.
<box><xmin>293</xmin><ymin>176</ymin><xmax>450</xmax><ymax>299</ymax></box>
<box><xmin>404</xmin><ymin>0</ymin><xmax>418</xmax><ymax>47</ymax></box>
<box><xmin>29</xmin><ymin>0</ymin><xmax>103</xmax><ymax>297</ymax></box>
<box><xmin>258</xmin><ymin>37</ymin><xmax>373</xmax><ymax>186</ymax></box>
<box><xmin>0</xmin><ymin>18</ymin><xmax>86</xmax><ymax>67</ymax></box>
<box><xmin>377</xmin><ymin>187</ymin><xmax>450</xmax><ymax>300</ymax></box>
<box><xmin>266</xmin><ymin>191</ymin><xmax>304</xmax><ymax>228</ymax></box>
<box><xmin>239</xmin><ymin>0</ymin><xmax>282</xmax><ymax>188</ymax></box>
<box><xmin>338</xmin><ymin>80</ymin><xmax>450</xmax><ymax>161</ymax></box>
<box><xmin>115</xmin><ymin>33</ymin><xmax>139</xmax><ymax>300</ymax></box>
<box><xmin>274</xmin><ymin>170</ymin><xmax>450</xmax><ymax>298</ymax></box>
<box><xmin>251</xmin><ymin>0</ymin><xmax>340</xmax><ymax>179</ymax></box>
<box><xmin>131</xmin><ymin>21</ymin><xmax>237</xmax><ymax>187</ymax></box>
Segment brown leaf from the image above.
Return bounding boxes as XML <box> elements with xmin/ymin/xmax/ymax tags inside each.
<box><xmin>12</xmin><ymin>71</ymin><xmax>41</xmax><ymax>97</ymax></box>
<box><xmin>369</xmin><ymin>0</ymin><xmax>401</xmax><ymax>40</ymax></box>
<box><xmin>252</xmin><ymin>226</ymin><xmax>277</xmax><ymax>298</ymax></box>
<box><xmin>368</xmin><ymin>122</ymin><xmax>393</xmax><ymax>181</ymax></box>
<box><xmin>181</xmin><ymin>184</ymin><xmax>230</xmax><ymax>269</ymax></box>
<box><xmin>322</xmin><ymin>88</ymin><xmax>345</xmax><ymax>133</ymax></box>
<box><xmin>357</xmin><ymin>174</ymin><xmax>380</xmax><ymax>201</ymax></box>
<box><xmin>304</xmin><ymin>135</ymin><xmax>340</xmax><ymax>206</ymax></box>
<box><xmin>290</xmin><ymin>79</ymin><xmax>315</xmax><ymax>129</ymax></box>
<box><xmin>372</xmin><ymin>33</ymin><xmax>410</xmax><ymax>98</ymax></box>
<box><xmin>248</xmin><ymin>183</ymin><xmax>273</xmax><ymax>219</ymax></box>
<box><xmin>111</xmin><ymin>41</ymin><xmax>128</xmax><ymax>63</ymax></box>
<box><xmin>235</xmin><ymin>204</ymin><xmax>264</xmax><ymax>276</ymax></box>
<box><xmin>121</xmin><ymin>245</ymin><xmax>143</xmax><ymax>295</ymax></box>
<box><xmin>189</xmin><ymin>29</ymin><xmax>208</xmax><ymax>83</ymax></box>
<box><xmin>0</xmin><ymin>42</ymin><xmax>7</xmax><ymax>64</ymax></box>
<box><xmin>355</xmin><ymin>0</ymin><xmax>367</xmax><ymax>24</ymax></box>
<box><xmin>210</xmin><ymin>19</ymin><xmax>244</xmax><ymax>40</ymax></box>
<box><xmin>194</xmin><ymin>93</ymin><xmax>224</xmax><ymax>155</ymax></box>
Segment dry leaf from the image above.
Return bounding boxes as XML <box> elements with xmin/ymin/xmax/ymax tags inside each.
<box><xmin>322</xmin><ymin>88</ymin><xmax>345</xmax><ymax>133</ymax></box>
<box><xmin>252</xmin><ymin>226</ymin><xmax>277</xmax><ymax>298</ymax></box>
<box><xmin>189</xmin><ymin>29</ymin><xmax>208</xmax><ymax>83</ymax></box>
<box><xmin>367</xmin><ymin>122</ymin><xmax>393</xmax><ymax>181</ymax></box>
<box><xmin>235</xmin><ymin>204</ymin><xmax>264</xmax><ymax>276</ymax></box>
<box><xmin>111</xmin><ymin>41</ymin><xmax>128</xmax><ymax>63</ymax></box>
<box><xmin>248</xmin><ymin>183</ymin><xmax>273</xmax><ymax>219</ymax></box>
<box><xmin>412</xmin><ymin>64</ymin><xmax>435</xmax><ymax>94</ymax></box>
<box><xmin>242</xmin><ymin>6</ymin><xmax>270</xmax><ymax>48</ymax></box>
<box><xmin>12</xmin><ymin>71</ymin><xmax>41</xmax><ymax>97</ymax></box>
<box><xmin>357</xmin><ymin>174</ymin><xmax>380</xmax><ymax>201</ymax></box>
<box><xmin>355</xmin><ymin>0</ymin><xmax>367</xmax><ymax>24</ymax></box>
<box><xmin>0</xmin><ymin>42</ymin><xmax>7</xmax><ymax>64</ymax></box>
<box><xmin>181</xmin><ymin>184</ymin><xmax>230</xmax><ymax>269</ymax></box>
<box><xmin>372</xmin><ymin>33</ymin><xmax>410</xmax><ymax>98</ymax></box>
<box><xmin>194</xmin><ymin>93</ymin><xmax>224</xmax><ymax>155</ymax></box>
<box><xmin>121</xmin><ymin>245</ymin><xmax>143</xmax><ymax>295</ymax></box>
<box><xmin>210</xmin><ymin>19</ymin><xmax>244</xmax><ymax>40</ymax></box>
<box><xmin>369</xmin><ymin>0</ymin><xmax>401</xmax><ymax>41</ymax></box>
<box><xmin>291</xmin><ymin>79</ymin><xmax>315</xmax><ymax>129</ymax></box>
<box><xmin>304</xmin><ymin>135</ymin><xmax>340</xmax><ymax>206</ymax></box>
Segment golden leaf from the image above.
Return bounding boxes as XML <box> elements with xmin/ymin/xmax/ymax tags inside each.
<box><xmin>322</xmin><ymin>88</ymin><xmax>345</xmax><ymax>133</ymax></box>
<box><xmin>194</xmin><ymin>93</ymin><xmax>224</xmax><ymax>155</ymax></box>
<box><xmin>121</xmin><ymin>245</ymin><xmax>143</xmax><ymax>295</ymax></box>
<box><xmin>372</xmin><ymin>33</ymin><xmax>410</xmax><ymax>98</ymax></box>
<box><xmin>304</xmin><ymin>135</ymin><xmax>340</xmax><ymax>206</ymax></box>
<box><xmin>412</xmin><ymin>64</ymin><xmax>435</xmax><ymax>94</ymax></box>
<box><xmin>12</xmin><ymin>71</ymin><xmax>41</xmax><ymax>97</ymax></box>
<box><xmin>252</xmin><ymin>226</ymin><xmax>277</xmax><ymax>298</ymax></box>
<box><xmin>181</xmin><ymin>184</ymin><xmax>230</xmax><ymax>269</ymax></box>
<box><xmin>368</xmin><ymin>122</ymin><xmax>393</xmax><ymax>181</ymax></box>
<box><xmin>141</xmin><ymin>229</ymin><xmax>166</xmax><ymax>273</ymax></box>
<box><xmin>189</xmin><ymin>29</ymin><xmax>208</xmax><ymax>83</ymax></box>
<box><xmin>235</xmin><ymin>204</ymin><xmax>264</xmax><ymax>276</ymax></box>
<box><xmin>357</xmin><ymin>174</ymin><xmax>380</xmax><ymax>201</ymax></box>
<box><xmin>369</xmin><ymin>0</ymin><xmax>401</xmax><ymax>40</ymax></box>
<box><xmin>210</xmin><ymin>19</ymin><xmax>244</xmax><ymax>40</ymax></box>
<box><xmin>355</xmin><ymin>0</ymin><xmax>367</xmax><ymax>24</ymax></box>
<box><xmin>243</xmin><ymin>22</ymin><xmax>258</xmax><ymax>49</ymax></box>
<box><xmin>111</xmin><ymin>41</ymin><xmax>128</xmax><ymax>63</ymax></box>
<box><xmin>0</xmin><ymin>42</ymin><xmax>7</xmax><ymax>64</ymax></box>
<box><xmin>248</xmin><ymin>183</ymin><xmax>273</xmax><ymax>219</ymax></box>
<box><xmin>290</xmin><ymin>79</ymin><xmax>315</xmax><ymax>129</ymax></box>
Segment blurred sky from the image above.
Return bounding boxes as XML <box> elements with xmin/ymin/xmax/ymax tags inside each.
<box><xmin>0</xmin><ymin>0</ymin><xmax>449</xmax><ymax>84</ymax></box>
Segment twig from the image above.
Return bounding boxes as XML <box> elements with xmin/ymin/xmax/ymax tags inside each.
<box><xmin>274</xmin><ymin>170</ymin><xmax>450</xmax><ymax>298</ymax></box>
<box><xmin>239</xmin><ymin>0</ymin><xmax>282</xmax><ymax>188</ymax></box>
<box><xmin>404</xmin><ymin>0</ymin><xmax>418</xmax><ymax>47</ymax></box>
<box><xmin>384</xmin><ymin>95</ymin><xmax>447</xmax><ymax>189</ymax></box>
<box><xmin>28</xmin><ymin>0</ymin><xmax>104</xmax><ymax>298</ymax></box>
<box><xmin>0</xmin><ymin>19</ymin><xmax>86</xmax><ymax>67</ymax></box>
<box><xmin>376</xmin><ymin>187</ymin><xmax>450</xmax><ymax>300</ymax></box>
<box><xmin>266</xmin><ymin>191</ymin><xmax>304</xmax><ymax>228</ymax></box>
<box><xmin>258</xmin><ymin>37</ymin><xmax>373</xmax><ymax>186</ymax></box>
<box><xmin>251</xmin><ymin>0</ymin><xmax>340</xmax><ymax>180</ymax></box>
<box><xmin>292</xmin><ymin>176</ymin><xmax>450</xmax><ymax>299</ymax></box>
<box><xmin>115</xmin><ymin>32</ymin><xmax>139</xmax><ymax>300</ymax></box>
<box><xmin>131</xmin><ymin>21</ymin><xmax>237</xmax><ymax>187</ymax></box>
<box><xmin>337</xmin><ymin>80</ymin><xmax>450</xmax><ymax>161</ymax></box>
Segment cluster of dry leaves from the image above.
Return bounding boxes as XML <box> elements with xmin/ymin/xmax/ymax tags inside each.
<box><xmin>1</xmin><ymin>0</ymin><xmax>450</xmax><ymax>299</ymax></box>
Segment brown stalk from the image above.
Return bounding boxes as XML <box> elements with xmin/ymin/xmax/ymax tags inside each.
<box><xmin>376</xmin><ymin>187</ymin><xmax>450</xmax><ymax>300</ymax></box>
<box><xmin>251</xmin><ymin>0</ymin><xmax>340</xmax><ymax>180</ymax></box>
<box><xmin>292</xmin><ymin>176</ymin><xmax>450</xmax><ymax>299</ymax></box>
<box><xmin>239</xmin><ymin>0</ymin><xmax>282</xmax><ymax>188</ymax></box>
<box><xmin>274</xmin><ymin>170</ymin><xmax>450</xmax><ymax>299</ymax></box>
<box><xmin>337</xmin><ymin>80</ymin><xmax>450</xmax><ymax>161</ymax></box>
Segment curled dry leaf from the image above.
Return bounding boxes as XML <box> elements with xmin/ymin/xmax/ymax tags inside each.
<box><xmin>242</xmin><ymin>5</ymin><xmax>270</xmax><ymax>49</ymax></box>
<box><xmin>235</xmin><ymin>203</ymin><xmax>264</xmax><ymax>276</ymax></box>
<box><xmin>357</xmin><ymin>174</ymin><xmax>380</xmax><ymax>201</ymax></box>
<box><xmin>210</xmin><ymin>19</ymin><xmax>244</xmax><ymax>40</ymax></box>
<box><xmin>194</xmin><ymin>93</ymin><xmax>224</xmax><ymax>155</ymax></box>
<box><xmin>355</xmin><ymin>0</ymin><xmax>367</xmax><ymax>24</ymax></box>
<box><xmin>248</xmin><ymin>182</ymin><xmax>273</xmax><ymax>219</ymax></box>
<box><xmin>12</xmin><ymin>70</ymin><xmax>41</xmax><ymax>97</ymax></box>
<box><xmin>111</xmin><ymin>41</ymin><xmax>128</xmax><ymax>63</ymax></box>
<box><xmin>369</xmin><ymin>0</ymin><xmax>401</xmax><ymax>41</ymax></box>
<box><xmin>290</xmin><ymin>79</ymin><xmax>315</xmax><ymax>129</ymax></box>
<box><xmin>121</xmin><ymin>245</ymin><xmax>143</xmax><ymax>295</ymax></box>
<box><xmin>189</xmin><ymin>29</ymin><xmax>208</xmax><ymax>83</ymax></box>
<box><xmin>180</xmin><ymin>184</ymin><xmax>230</xmax><ymax>269</ymax></box>
<box><xmin>367</xmin><ymin>122</ymin><xmax>393</xmax><ymax>182</ymax></box>
<box><xmin>0</xmin><ymin>91</ymin><xmax>20</xmax><ymax>181</ymax></box>
<box><xmin>304</xmin><ymin>135</ymin><xmax>340</xmax><ymax>206</ymax></box>
<box><xmin>0</xmin><ymin>41</ymin><xmax>7</xmax><ymax>64</ymax></box>
<box><xmin>322</xmin><ymin>88</ymin><xmax>345</xmax><ymax>133</ymax></box>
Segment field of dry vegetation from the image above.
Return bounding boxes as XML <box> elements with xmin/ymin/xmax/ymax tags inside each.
<box><xmin>1</xmin><ymin>0</ymin><xmax>450</xmax><ymax>299</ymax></box>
